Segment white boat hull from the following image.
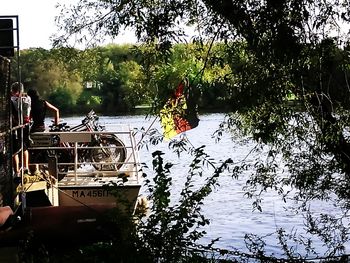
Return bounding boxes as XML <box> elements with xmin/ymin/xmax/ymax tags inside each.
<box><xmin>58</xmin><ymin>184</ymin><xmax>141</xmax><ymax>212</ymax></box>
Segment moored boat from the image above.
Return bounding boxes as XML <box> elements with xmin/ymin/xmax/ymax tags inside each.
<box><xmin>0</xmin><ymin>122</ymin><xmax>144</xmax><ymax>246</ymax></box>
<box><xmin>28</xmin><ymin>124</ymin><xmax>143</xmax><ymax>211</ymax></box>
<box><xmin>0</xmin><ymin>47</ymin><xmax>144</xmax><ymax>247</ymax></box>
<box><xmin>0</xmin><ymin>17</ymin><xmax>146</xmax><ymax>251</ymax></box>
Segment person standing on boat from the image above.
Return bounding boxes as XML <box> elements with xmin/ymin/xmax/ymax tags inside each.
<box><xmin>11</xmin><ymin>82</ymin><xmax>31</xmax><ymax>179</ymax></box>
<box><xmin>27</xmin><ymin>89</ymin><xmax>60</xmax><ymax>176</ymax></box>
<box><xmin>27</xmin><ymin>89</ymin><xmax>60</xmax><ymax>132</ymax></box>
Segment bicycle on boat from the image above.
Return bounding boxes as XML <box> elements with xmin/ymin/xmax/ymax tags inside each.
<box><xmin>29</xmin><ymin>110</ymin><xmax>127</xmax><ymax>180</ymax></box>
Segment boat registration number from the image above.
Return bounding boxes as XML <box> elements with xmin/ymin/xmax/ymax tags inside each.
<box><xmin>71</xmin><ymin>189</ymin><xmax>111</xmax><ymax>198</ymax></box>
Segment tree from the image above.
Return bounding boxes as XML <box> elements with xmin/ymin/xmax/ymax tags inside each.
<box><xmin>117</xmin><ymin>60</ymin><xmax>148</xmax><ymax>109</ymax></box>
<box><xmin>16</xmin><ymin>48</ymin><xmax>84</xmax><ymax>106</ymax></box>
<box><xmin>54</xmin><ymin>0</ymin><xmax>350</xmax><ymax>259</ymax></box>
<box><xmin>48</xmin><ymin>87</ymin><xmax>74</xmax><ymax>114</ymax></box>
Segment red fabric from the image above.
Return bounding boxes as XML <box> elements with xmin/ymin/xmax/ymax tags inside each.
<box><xmin>174</xmin><ymin>82</ymin><xmax>184</xmax><ymax>98</ymax></box>
<box><xmin>160</xmin><ymin>80</ymin><xmax>199</xmax><ymax>139</ymax></box>
<box><xmin>174</xmin><ymin>115</ymin><xmax>191</xmax><ymax>133</ymax></box>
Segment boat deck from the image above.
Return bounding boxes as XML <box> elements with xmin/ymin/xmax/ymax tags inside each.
<box><xmin>26</xmin><ymin>125</ymin><xmax>143</xmax><ymax>209</ymax></box>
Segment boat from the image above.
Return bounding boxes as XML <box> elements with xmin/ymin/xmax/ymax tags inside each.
<box><xmin>0</xmin><ymin>18</ymin><xmax>144</xmax><ymax>247</ymax></box>
<box><xmin>27</xmin><ymin>124</ymin><xmax>143</xmax><ymax>211</ymax></box>
<box><xmin>0</xmin><ymin>123</ymin><xmax>144</xmax><ymax>246</ymax></box>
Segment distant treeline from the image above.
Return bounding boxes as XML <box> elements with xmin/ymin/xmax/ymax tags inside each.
<box><xmin>9</xmin><ymin>43</ymin><xmax>237</xmax><ymax>115</ymax></box>
<box><xmin>12</xmin><ymin>40</ymin><xmax>350</xmax><ymax>116</ymax></box>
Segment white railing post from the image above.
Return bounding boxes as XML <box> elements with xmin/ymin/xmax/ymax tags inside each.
<box><xmin>74</xmin><ymin>141</ymin><xmax>78</xmax><ymax>183</ymax></box>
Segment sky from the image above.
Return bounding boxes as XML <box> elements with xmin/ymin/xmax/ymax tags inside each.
<box><xmin>1</xmin><ymin>0</ymin><xmax>136</xmax><ymax>50</ymax></box>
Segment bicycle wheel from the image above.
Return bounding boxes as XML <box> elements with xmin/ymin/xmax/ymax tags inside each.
<box><xmin>91</xmin><ymin>135</ymin><xmax>127</xmax><ymax>171</ymax></box>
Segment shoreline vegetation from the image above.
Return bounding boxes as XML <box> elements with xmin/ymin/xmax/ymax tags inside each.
<box><xmin>13</xmin><ymin>43</ymin><xmax>243</xmax><ymax>117</ymax></box>
<box><xmin>60</xmin><ymin>106</ymin><xmax>234</xmax><ymax>118</ymax></box>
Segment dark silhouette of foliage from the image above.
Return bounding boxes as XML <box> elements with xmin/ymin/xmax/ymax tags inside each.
<box><xmin>18</xmin><ymin>148</ymin><xmax>238</xmax><ymax>262</ymax></box>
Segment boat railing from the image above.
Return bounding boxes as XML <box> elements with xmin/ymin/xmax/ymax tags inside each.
<box><xmin>28</xmin><ymin>126</ymin><xmax>143</xmax><ymax>186</ymax></box>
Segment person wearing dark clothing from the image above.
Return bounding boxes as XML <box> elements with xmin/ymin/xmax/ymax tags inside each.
<box><xmin>27</xmin><ymin>89</ymin><xmax>60</xmax><ymax>176</ymax></box>
<box><xmin>27</xmin><ymin>89</ymin><xmax>60</xmax><ymax>132</ymax></box>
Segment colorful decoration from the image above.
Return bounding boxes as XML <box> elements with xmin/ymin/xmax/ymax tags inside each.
<box><xmin>160</xmin><ymin>80</ymin><xmax>199</xmax><ymax>140</ymax></box>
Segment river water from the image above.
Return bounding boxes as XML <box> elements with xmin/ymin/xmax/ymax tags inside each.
<box><xmin>58</xmin><ymin>113</ymin><xmax>348</xmax><ymax>258</ymax></box>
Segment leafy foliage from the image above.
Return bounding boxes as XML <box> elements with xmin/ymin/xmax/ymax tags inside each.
<box><xmin>17</xmin><ymin>0</ymin><xmax>350</xmax><ymax>257</ymax></box>
<box><xmin>134</xmin><ymin>149</ymin><xmax>224</xmax><ymax>262</ymax></box>
<box><xmin>14</xmin><ymin>42</ymin><xmax>237</xmax><ymax>114</ymax></box>
<box><xmin>19</xmin><ymin>148</ymin><xmax>236</xmax><ymax>262</ymax></box>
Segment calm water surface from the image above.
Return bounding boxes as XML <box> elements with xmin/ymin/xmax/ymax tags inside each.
<box><xmin>57</xmin><ymin>113</ymin><xmax>347</xmax><ymax>257</ymax></box>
